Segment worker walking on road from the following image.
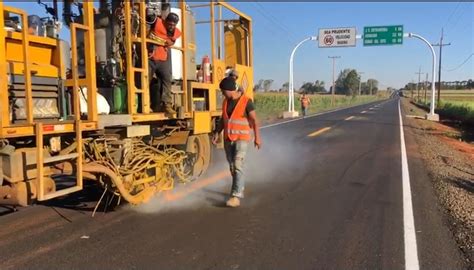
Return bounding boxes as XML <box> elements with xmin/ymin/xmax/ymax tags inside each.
<box><xmin>148</xmin><ymin>12</ymin><xmax>181</xmax><ymax>115</ymax></box>
<box><xmin>300</xmin><ymin>93</ymin><xmax>311</xmax><ymax>117</ymax></box>
<box><xmin>212</xmin><ymin>77</ymin><xmax>262</xmax><ymax>208</ymax></box>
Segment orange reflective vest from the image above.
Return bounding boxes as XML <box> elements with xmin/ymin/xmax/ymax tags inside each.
<box><xmin>223</xmin><ymin>96</ymin><xmax>252</xmax><ymax>141</ymax></box>
<box><xmin>150</xmin><ymin>18</ymin><xmax>181</xmax><ymax>61</ymax></box>
<box><xmin>300</xmin><ymin>97</ymin><xmax>310</xmax><ymax>107</ymax></box>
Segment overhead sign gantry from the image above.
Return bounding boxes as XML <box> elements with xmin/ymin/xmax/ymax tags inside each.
<box><xmin>285</xmin><ymin>24</ymin><xmax>439</xmax><ymax>121</ymax></box>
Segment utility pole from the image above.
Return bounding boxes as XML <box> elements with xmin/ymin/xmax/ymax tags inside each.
<box><xmin>328</xmin><ymin>56</ymin><xmax>341</xmax><ymax>106</ymax></box>
<box><xmin>415</xmin><ymin>67</ymin><xmax>423</xmax><ymax>102</ymax></box>
<box><xmin>432</xmin><ymin>28</ymin><xmax>451</xmax><ymax>105</ymax></box>
<box><xmin>358</xmin><ymin>72</ymin><xmax>364</xmax><ymax>95</ymax></box>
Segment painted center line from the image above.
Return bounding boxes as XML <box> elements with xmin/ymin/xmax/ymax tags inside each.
<box><xmin>308</xmin><ymin>127</ymin><xmax>331</xmax><ymax>137</ymax></box>
<box><xmin>345</xmin><ymin>116</ymin><xmax>355</xmax><ymax>121</ymax></box>
<box><xmin>158</xmin><ymin>100</ymin><xmax>389</xmax><ymax>203</ymax></box>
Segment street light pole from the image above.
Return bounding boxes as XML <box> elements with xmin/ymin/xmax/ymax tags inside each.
<box><xmin>328</xmin><ymin>56</ymin><xmax>341</xmax><ymax>106</ymax></box>
<box><xmin>284</xmin><ymin>36</ymin><xmax>317</xmax><ymax>118</ymax></box>
<box><xmin>424</xmin><ymin>73</ymin><xmax>428</xmax><ymax>104</ymax></box>
<box><xmin>407</xmin><ymin>32</ymin><xmax>439</xmax><ymax>121</ymax></box>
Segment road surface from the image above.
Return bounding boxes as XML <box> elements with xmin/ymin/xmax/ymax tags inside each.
<box><xmin>0</xmin><ymin>98</ymin><xmax>466</xmax><ymax>270</ymax></box>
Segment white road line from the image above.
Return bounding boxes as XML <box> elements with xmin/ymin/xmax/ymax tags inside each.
<box><xmin>361</xmin><ymin>111</ymin><xmax>367</xmax><ymax>114</ymax></box>
<box><xmin>261</xmin><ymin>101</ymin><xmax>382</xmax><ymax>129</ymax></box>
<box><xmin>398</xmin><ymin>99</ymin><xmax>420</xmax><ymax>270</ymax></box>
<box><xmin>260</xmin><ymin>99</ymin><xmax>392</xmax><ymax>130</ymax></box>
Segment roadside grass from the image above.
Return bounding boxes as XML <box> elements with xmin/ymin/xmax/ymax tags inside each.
<box><xmin>412</xmin><ymin>89</ymin><xmax>474</xmax><ymax>125</ymax></box>
<box><xmin>254</xmin><ymin>92</ymin><xmax>387</xmax><ymax>123</ymax></box>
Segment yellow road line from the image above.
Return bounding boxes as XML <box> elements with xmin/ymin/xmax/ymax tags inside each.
<box><xmin>345</xmin><ymin>116</ymin><xmax>355</xmax><ymax>121</ymax></box>
<box><xmin>308</xmin><ymin>127</ymin><xmax>331</xmax><ymax>137</ymax></box>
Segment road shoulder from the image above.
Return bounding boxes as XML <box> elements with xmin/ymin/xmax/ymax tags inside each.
<box><xmin>401</xmin><ymin>98</ymin><xmax>473</xmax><ymax>268</ymax></box>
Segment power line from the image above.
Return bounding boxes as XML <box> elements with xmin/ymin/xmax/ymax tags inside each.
<box><xmin>251</xmin><ymin>9</ymin><xmax>292</xmax><ymax>44</ymax></box>
<box><xmin>444</xmin><ymin>1</ymin><xmax>470</xmax><ymax>35</ymax></box>
<box><xmin>447</xmin><ymin>6</ymin><xmax>469</xmax><ymax>32</ymax></box>
<box><xmin>443</xmin><ymin>1</ymin><xmax>462</xmax><ymax>29</ymax></box>
<box><xmin>254</xmin><ymin>2</ymin><xmax>297</xmax><ymax>40</ymax></box>
<box><xmin>442</xmin><ymin>53</ymin><xmax>474</xmax><ymax>72</ymax></box>
<box><xmin>251</xmin><ymin>2</ymin><xmax>296</xmax><ymax>44</ymax></box>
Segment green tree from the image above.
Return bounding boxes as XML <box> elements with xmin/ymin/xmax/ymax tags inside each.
<box><xmin>263</xmin><ymin>79</ymin><xmax>274</xmax><ymax>92</ymax></box>
<box><xmin>360</xmin><ymin>82</ymin><xmax>369</xmax><ymax>95</ymax></box>
<box><xmin>335</xmin><ymin>69</ymin><xmax>352</xmax><ymax>95</ymax></box>
<box><xmin>367</xmin><ymin>79</ymin><xmax>379</xmax><ymax>95</ymax></box>
<box><xmin>343</xmin><ymin>70</ymin><xmax>360</xmax><ymax>96</ymax></box>
<box><xmin>281</xmin><ymin>82</ymin><xmax>289</xmax><ymax>92</ymax></box>
<box><xmin>300</xmin><ymin>82</ymin><xmax>314</xmax><ymax>93</ymax></box>
<box><xmin>313</xmin><ymin>80</ymin><xmax>326</xmax><ymax>93</ymax></box>
<box><xmin>254</xmin><ymin>79</ymin><xmax>264</xmax><ymax>92</ymax></box>
<box><xmin>299</xmin><ymin>80</ymin><xmax>326</xmax><ymax>94</ymax></box>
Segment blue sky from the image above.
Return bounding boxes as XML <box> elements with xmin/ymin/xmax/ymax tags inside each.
<box><xmin>7</xmin><ymin>1</ymin><xmax>473</xmax><ymax>90</ymax></box>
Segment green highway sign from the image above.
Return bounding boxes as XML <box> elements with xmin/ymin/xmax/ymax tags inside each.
<box><xmin>363</xmin><ymin>25</ymin><xmax>404</xmax><ymax>46</ymax></box>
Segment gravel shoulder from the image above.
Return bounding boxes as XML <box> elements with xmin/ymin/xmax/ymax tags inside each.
<box><xmin>401</xmin><ymin>98</ymin><xmax>474</xmax><ymax>266</ymax></box>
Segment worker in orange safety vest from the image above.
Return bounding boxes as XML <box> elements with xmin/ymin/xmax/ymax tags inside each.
<box><xmin>212</xmin><ymin>77</ymin><xmax>262</xmax><ymax>207</ymax></box>
<box><xmin>148</xmin><ymin>12</ymin><xmax>181</xmax><ymax>115</ymax></box>
<box><xmin>299</xmin><ymin>93</ymin><xmax>311</xmax><ymax>117</ymax></box>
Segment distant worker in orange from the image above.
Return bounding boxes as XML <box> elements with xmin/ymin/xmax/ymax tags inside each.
<box><xmin>148</xmin><ymin>12</ymin><xmax>181</xmax><ymax>115</ymax></box>
<box><xmin>299</xmin><ymin>93</ymin><xmax>311</xmax><ymax>117</ymax></box>
<box><xmin>212</xmin><ymin>77</ymin><xmax>262</xmax><ymax>208</ymax></box>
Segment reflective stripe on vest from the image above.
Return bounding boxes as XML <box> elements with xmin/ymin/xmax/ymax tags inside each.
<box><xmin>223</xmin><ymin>96</ymin><xmax>252</xmax><ymax>141</ymax></box>
<box><xmin>229</xmin><ymin>130</ymin><xmax>251</xmax><ymax>135</ymax></box>
<box><xmin>227</xmin><ymin>119</ymin><xmax>249</xmax><ymax>125</ymax></box>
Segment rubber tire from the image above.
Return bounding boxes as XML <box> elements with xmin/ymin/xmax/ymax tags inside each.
<box><xmin>186</xmin><ymin>134</ymin><xmax>211</xmax><ymax>179</ymax></box>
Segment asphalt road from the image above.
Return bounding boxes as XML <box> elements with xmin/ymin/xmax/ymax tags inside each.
<box><xmin>0</xmin><ymin>98</ymin><xmax>467</xmax><ymax>270</ymax></box>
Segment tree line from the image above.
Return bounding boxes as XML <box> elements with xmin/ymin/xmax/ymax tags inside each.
<box><xmin>403</xmin><ymin>79</ymin><xmax>473</xmax><ymax>90</ymax></box>
<box><xmin>254</xmin><ymin>68</ymin><xmax>380</xmax><ymax>96</ymax></box>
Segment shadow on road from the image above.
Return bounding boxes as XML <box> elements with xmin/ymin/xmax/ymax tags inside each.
<box><xmin>42</xmin><ymin>179</ymin><xmax>117</xmax><ymax>214</ymax></box>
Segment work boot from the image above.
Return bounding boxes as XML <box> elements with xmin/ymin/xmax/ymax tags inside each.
<box><xmin>226</xmin><ymin>196</ymin><xmax>240</xmax><ymax>208</ymax></box>
<box><xmin>163</xmin><ymin>103</ymin><xmax>177</xmax><ymax>115</ymax></box>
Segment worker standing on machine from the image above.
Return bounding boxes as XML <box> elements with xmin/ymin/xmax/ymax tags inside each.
<box><xmin>148</xmin><ymin>12</ymin><xmax>181</xmax><ymax>115</ymax></box>
<box><xmin>212</xmin><ymin>77</ymin><xmax>262</xmax><ymax>208</ymax></box>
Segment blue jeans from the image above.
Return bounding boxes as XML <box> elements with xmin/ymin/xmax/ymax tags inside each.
<box><xmin>302</xmin><ymin>106</ymin><xmax>308</xmax><ymax>117</ymax></box>
<box><xmin>224</xmin><ymin>140</ymin><xmax>249</xmax><ymax>198</ymax></box>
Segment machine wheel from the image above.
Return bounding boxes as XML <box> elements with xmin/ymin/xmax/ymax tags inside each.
<box><xmin>186</xmin><ymin>134</ymin><xmax>211</xmax><ymax>180</ymax></box>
